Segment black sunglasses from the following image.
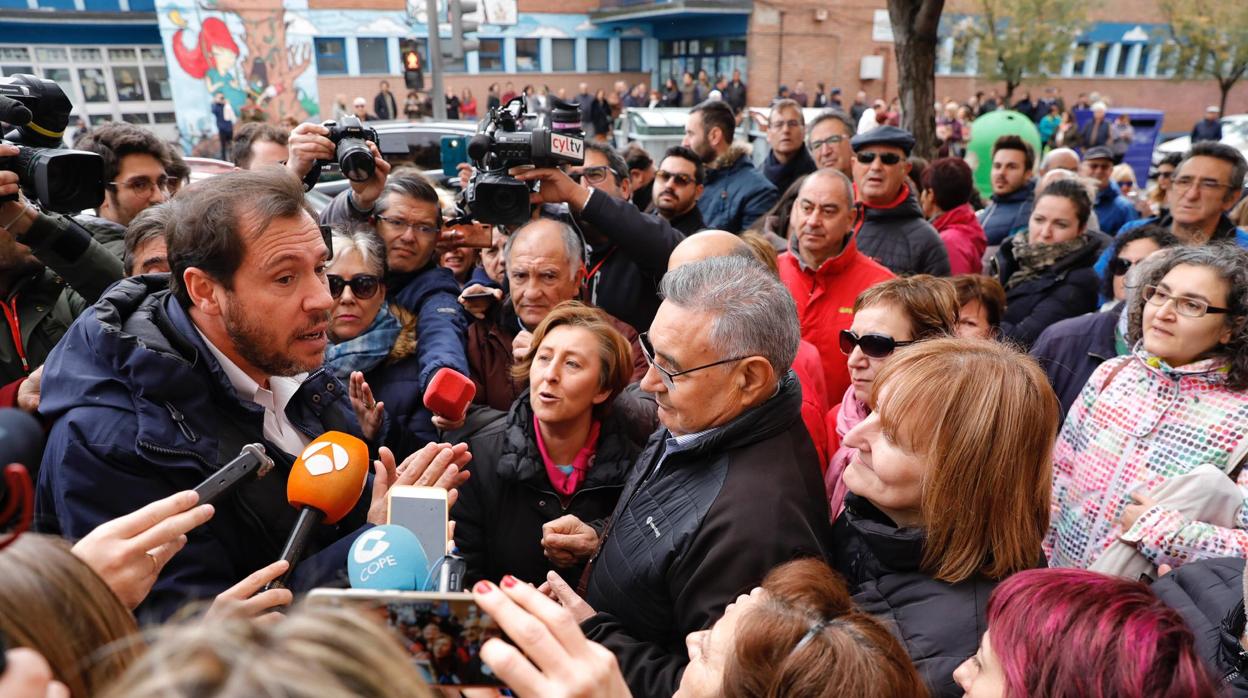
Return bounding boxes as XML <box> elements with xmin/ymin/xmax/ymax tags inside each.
<box><xmin>855</xmin><ymin>151</ymin><xmax>903</xmax><ymax>166</ymax></box>
<box><xmin>1109</xmin><ymin>256</ymin><xmax>1135</xmax><ymax>276</ymax></box>
<box><xmin>327</xmin><ymin>274</ymin><xmax>381</xmax><ymax>300</ymax></box>
<box><xmin>839</xmin><ymin>329</ymin><xmax>914</xmax><ymax>358</ymax></box>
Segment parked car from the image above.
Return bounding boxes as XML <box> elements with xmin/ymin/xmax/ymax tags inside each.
<box><xmin>1152</xmin><ymin>114</ymin><xmax>1248</xmax><ymax>169</ymax></box>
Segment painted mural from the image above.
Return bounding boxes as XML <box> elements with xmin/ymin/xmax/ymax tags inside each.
<box><xmin>157</xmin><ymin>0</ymin><xmax>320</xmax><ymax>156</ymax></box>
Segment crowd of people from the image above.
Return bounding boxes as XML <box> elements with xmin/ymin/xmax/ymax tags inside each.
<box><xmin>4</xmin><ymin>77</ymin><xmax>1248</xmax><ymax>698</ymax></box>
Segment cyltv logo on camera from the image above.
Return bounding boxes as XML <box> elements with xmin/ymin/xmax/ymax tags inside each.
<box><xmin>550</xmin><ymin>133</ymin><xmax>583</xmax><ymax>160</ymax></box>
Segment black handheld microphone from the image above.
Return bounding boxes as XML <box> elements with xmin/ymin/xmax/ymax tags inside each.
<box><xmin>191</xmin><ymin>443</ymin><xmax>274</xmax><ymax>506</ymax></box>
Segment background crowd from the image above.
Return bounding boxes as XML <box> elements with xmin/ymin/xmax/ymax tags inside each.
<box><xmin>3</xmin><ymin>71</ymin><xmax>1248</xmax><ymax>698</ymax></box>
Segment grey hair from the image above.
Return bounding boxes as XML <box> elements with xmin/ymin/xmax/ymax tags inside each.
<box><xmin>1126</xmin><ymin>244</ymin><xmax>1248</xmax><ymax>389</ymax></box>
<box><xmin>123</xmin><ymin>202</ymin><xmax>173</xmax><ymax>276</ymax></box>
<box><xmin>504</xmin><ymin>218</ymin><xmax>585</xmax><ymax>276</ymax></box>
<box><xmin>1182</xmin><ymin>141</ymin><xmax>1248</xmax><ymax>199</ymax></box>
<box><xmin>329</xmin><ymin>226</ymin><xmax>388</xmax><ymax>277</ymax></box>
<box><xmin>806</xmin><ymin>110</ymin><xmax>855</xmax><ymax>142</ymax></box>
<box><xmin>659</xmin><ymin>256</ymin><xmax>799</xmax><ymax>375</ymax></box>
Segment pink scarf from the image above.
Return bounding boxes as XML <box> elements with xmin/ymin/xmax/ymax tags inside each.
<box><xmin>825</xmin><ymin>387</ymin><xmax>870</xmax><ymax>521</ymax></box>
<box><xmin>534</xmin><ymin>416</ymin><xmax>602</xmax><ymax>497</ymax></box>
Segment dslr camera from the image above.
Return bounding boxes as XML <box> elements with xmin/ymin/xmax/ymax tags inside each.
<box><xmin>464</xmin><ymin>96</ymin><xmax>584</xmax><ymax>225</ymax></box>
<box><xmin>0</xmin><ymin>74</ymin><xmax>104</xmax><ymax>213</ymax></box>
<box><xmin>303</xmin><ymin>116</ymin><xmax>379</xmax><ymax>189</ymax></box>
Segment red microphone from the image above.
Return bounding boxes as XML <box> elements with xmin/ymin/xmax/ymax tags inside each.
<box><xmin>423</xmin><ymin>368</ymin><xmax>476</xmax><ymax>422</ymax></box>
<box><xmin>270</xmin><ymin>431</ymin><xmax>370</xmax><ymax>588</ymax></box>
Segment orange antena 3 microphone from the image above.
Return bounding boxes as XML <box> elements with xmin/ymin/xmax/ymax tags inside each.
<box><xmin>268</xmin><ymin>431</ymin><xmax>369</xmax><ymax>589</ymax></box>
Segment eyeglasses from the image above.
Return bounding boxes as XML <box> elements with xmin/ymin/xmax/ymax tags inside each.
<box><xmin>108</xmin><ymin>175</ymin><xmax>177</xmax><ymax>196</ymax></box>
<box><xmin>374</xmin><ymin>215</ymin><xmax>439</xmax><ymax>236</ymax></box>
<box><xmin>1157</xmin><ymin>170</ymin><xmax>1175</xmax><ymax>180</ymax></box>
<box><xmin>655</xmin><ymin>170</ymin><xmax>696</xmax><ymax>187</ymax></box>
<box><xmin>1142</xmin><ymin>285</ymin><xmax>1230</xmax><ymax>318</ymax></box>
<box><xmin>855</xmin><ymin>152</ymin><xmax>903</xmax><ymax>166</ymax></box>
<box><xmin>1172</xmin><ymin>176</ymin><xmax>1232</xmax><ymax>195</ymax></box>
<box><xmin>839</xmin><ymin>329</ymin><xmax>914</xmax><ymax>358</ymax></box>
<box><xmin>1116</xmin><ymin>180</ymin><xmax>1135</xmax><ymax>190</ymax></box>
<box><xmin>638</xmin><ymin>331</ymin><xmax>751</xmax><ymax>390</ymax></box>
<box><xmin>568</xmin><ymin>166</ymin><xmax>613</xmax><ymax>185</ymax></box>
<box><xmin>809</xmin><ymin>135</ymin><xmax>846</xmax><ymax>150</ymax></box>
<box><xmin>1109</xmin><ymin>256</ymin><xmax>1137</xmax><ymax>276</ymax></box>
<box><xmin>769</xmin><ymin>119</ymin><xmax>802</xmax><ymax>131</ymax></box>
<box><xmin>327</xmin><ymin>274</ymin><xmax>381</xmax><ymax>300</ymax></box>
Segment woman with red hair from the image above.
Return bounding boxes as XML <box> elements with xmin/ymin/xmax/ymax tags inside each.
<box><xmin>171</xmin><ymin>16</ymin><xmax>245</xmax><ymax>108</ymax></box>
<box><xmin>954</xmin><ymin>568</ymin><xmax>1217</xmax><ymax>697</ymax></box>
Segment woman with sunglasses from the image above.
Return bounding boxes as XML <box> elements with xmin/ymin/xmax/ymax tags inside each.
<box><xmin>991</xmin><ymin>178</ymin><xmax>1107</xmax><ymax>348</ymax></box>
<box><xmin>831</xmin><ymin>338</ymin><xmax>1056</xmax><ymax>697</ymax></box>
<box><xmin>1046</xmin><ymin>245</ymin><xmax>1248</xmax><ymax>574</ymax></box>
<box><xmin>453</xmin><ymin>301</ymin><xmax>638</xmax><ymax>588</ymax></box>
<box><xmin>824</xmin><ymin>275</ymin><xmax>958</xmax><ymax>520</ymax></box>
<box><xmin>324</xmin><ymin>227</ymin><xmax>435</xmax><ymax>458</ymax></box>
<box><xmin>1031</xmin><ymin>226</ymin><xmax>1178</xmax><ymax>415</ymax></box>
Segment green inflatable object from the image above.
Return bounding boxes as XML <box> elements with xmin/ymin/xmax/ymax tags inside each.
<box><xmin>966</xmin><ymin>110</ymin><xmax>1043</xmax><ymax>199</ymax></box>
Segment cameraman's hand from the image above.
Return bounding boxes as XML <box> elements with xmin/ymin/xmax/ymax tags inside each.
<box><xmin>512</xmin><ymin>168</ymin><xmax>592</xmax><ymax>215</ymax></box>
<box><xmin>0</xmin><ymin>145</ymin><xmax>37</xmax><ymax>238</ymax></box>
<box><xmin>285</xmin><ymin>123</ymin><xmax>335</xmax><ymax>180</ymax></box>
<box><xmin>348</xmin><ymin>141</ymin><xmax>391</xmax><ymax>211</ymax></box>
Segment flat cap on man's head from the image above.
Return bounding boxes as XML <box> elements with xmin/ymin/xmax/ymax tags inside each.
<box><xmin>1083</xmin><ymin>145</ymin><xmax>1114</xmax><ymax>162</ymax></box>
<box><xmin>850</xmin><ymin>125</ymin><xmax>916</xmax><ymax>156</ymax></box>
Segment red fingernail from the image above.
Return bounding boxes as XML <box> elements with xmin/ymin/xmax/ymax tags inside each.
<box><xmin>501</xmin><ymin>575</ymin><xmax>518</xmax><ymax>588</ymax></box>
<box><xmin>474</xmin><ymin>581</ymin><xmax>493</xmax><ymax>594</ymax></box>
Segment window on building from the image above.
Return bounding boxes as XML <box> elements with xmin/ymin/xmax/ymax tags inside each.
<box><xmin>478</xmin><ymin>39</ymin><xmax>503</xmax><ymax>72</ymax></box>
<box><xmin>71</xmin><ymin>48</ymin><xmax>101</xmax><ymax>62</ymax></box>
<box><xmin>1070</xmin><ymin>42</ymin><xmax>1091</xmax><ymax>76</ymax></box>
<box><xmin>1094</xmin><ymin>43</ymin><xmax>1111</xmax><ymax>76</ymax></box>
<box><xmin>113</xmin><ymin>66</ymin><xmax>145</xmax><ymax>101</ymax></box>
<box><xmin>41</xmin><ymin>67</ymin><xmax>70</xmax><ymax>89</ymax></box>
<box><xmin>1116</xmin><ymin>44</ymin><xmax>1137</xmax><ymax>76</ymax></box>
<box><xmin>314</xmin><ymin>37</ymin><xmax>348</xmax><ymax>75</ymax></box>
<box><xmin>153</xmin><ymin>112</ymin><xmax>177</xmax><ymax>124</ymax></box>
<box><xmin>587</xmin><ymin>39</ymin><xmax>609</xmax><ymax>71</ymax></box>
<box><xmin>620</xmin><ymin>39</ymin><xmax>641</xmax><ymax>71</ymax></box>
<box><xmin>144</xmin><ymin>65</ymin><xmax>172</xmax><ymax>101</ymax></box>
<box><xmin>108</xmin><ymin>48</ymin><xmax>136</xmax><ymax>61</ymax></box>
<box><xmin>121</xmin><ymin>112</ymin><xmax>151</xmax><ymax>124</ymax></box>
<box><xmin>35</xmin><ymin>47</ymin><xmax>66</xmax><ymax>63</ymax></box>
<box><xmin>552</xmin><ymin>39</ymin><xmax>575</xmax><ymax>71</ymax></box>
<box><xmin>78</xmin><ymin>68</ymin><xmax>109</xmax><ymax>102</ymax></box>
<box><xmin>658</xmin><ymin>37</ymin><xmax>746</xmax><ymax>83</ymax></box>
<box><xmin>0</xmin><ymin>65</ymin><xmax>33</xmax><ymax>77</ymax></box>
<box><xmin>516</xmin><ymin>38</ymin><xmax>540</xmax><ymax>71</ymax></box>
<box><xmin>358</xmin><ymin>37</ymin><xmax>390</xmax><ymax>74</ymax></box>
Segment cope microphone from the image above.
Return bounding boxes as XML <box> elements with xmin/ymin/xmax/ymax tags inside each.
<box><xmin>270</xmin><ymin>431</ymin><xmax>370</xmax><ymax>589</ymax></box>
<box><xmin>347</xmin><ymin>524</ymin><xmax>430</xmax><ymax>590</ymax></box>
<box><xmin>423</xmin><ymin>368</ymin><xmax>476</xmax><ymax>422</ymax></box>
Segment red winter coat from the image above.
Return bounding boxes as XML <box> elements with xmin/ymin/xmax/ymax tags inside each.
<box><xmin>931</xmin><ymin>203</ymin><xmax>987</xmax><ymax>275</ymax></box>
<box><xmin>779</xmin><ymin>239</ymin><xmax>894</xmax><ymax>404</ymax></box>
<box><xmin>793</xmin><ymin>339</ymin><xmax>829</xmax><ymax>467</ymax></box>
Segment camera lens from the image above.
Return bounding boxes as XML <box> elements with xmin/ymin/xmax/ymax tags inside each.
<box><xmin>337</xmin><ymin>138</ymin><xmax>375</xmax><ymax>182</ymax></box>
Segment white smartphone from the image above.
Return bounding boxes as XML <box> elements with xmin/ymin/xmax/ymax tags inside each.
<box><xmin>387</xmin><ymin>486</ymin><xmax>449</xmax><ymax>577</ymax></box>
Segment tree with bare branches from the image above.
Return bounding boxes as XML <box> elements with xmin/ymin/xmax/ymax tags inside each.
<box><xmin>1159</xmin><ymin>0</ymin><xmax>1248</xmax><ymax>115</ymax></box>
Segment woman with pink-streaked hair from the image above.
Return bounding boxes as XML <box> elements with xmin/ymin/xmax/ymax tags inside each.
<box><xmin>954</xmin><ymin>568</ymin><xmax>1217</xmax><ymax>698</ymax></box>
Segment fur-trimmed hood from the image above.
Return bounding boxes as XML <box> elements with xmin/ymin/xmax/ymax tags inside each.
<box><xmin>708</xmin><ymin>143</ymin><xmax>754</xmax><ymax>172</ymax></box>
<box><xmin>385</xmin><ymin>302</ymin><xmax>419</xmax><ymax>365</ymax></box>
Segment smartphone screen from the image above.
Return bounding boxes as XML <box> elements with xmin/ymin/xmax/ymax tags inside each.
<box><xmin>307</xmin><ymin>590</ymin><xmax>506</xmax><ymax>688</ymax></box>
<box><xmin>441</xmin><ymin>135</ymin><xmax>468</xmax><ymax>178</ymax></box>
<box><xmin>388</xmin><ymin>486</ymin><xmax>448</xmax><ymax>582</ymax></box>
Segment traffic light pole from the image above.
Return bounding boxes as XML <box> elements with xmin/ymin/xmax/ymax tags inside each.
<box><xmin>426</xmin><ymin>0</ymin><xmax>447</xmax><ymax>121</ymax></box>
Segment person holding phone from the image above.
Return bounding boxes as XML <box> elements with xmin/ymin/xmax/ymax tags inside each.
<box><xmin>454</xmin><ymin>301</ymin><xmax>639</xmax><ymax>588</ymax></box>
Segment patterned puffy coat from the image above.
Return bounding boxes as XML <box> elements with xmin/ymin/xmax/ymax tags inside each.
<box><xmin>1045</xmin><ymin>348</ymin><xmax>1248</xmax><ymax>571</ymax></box>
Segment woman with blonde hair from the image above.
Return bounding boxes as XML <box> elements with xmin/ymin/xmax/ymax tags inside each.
<box><xmin>99</xmin><ymin>605</ymin><xmax>434</xmax><ymax>698</ymax></box>
<box><xmin>830</xmin><ymin>338</ymin><xmax>1057</xmax><ymax>697</ymax></box>
<box><xmin>0</xmin><ymin>534</ymin><xmax>142</xmax><ymax>698</ymax></box>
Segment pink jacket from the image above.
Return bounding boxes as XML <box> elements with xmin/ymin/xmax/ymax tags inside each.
<box><xmin>932</xmin><ymin>204</ymin><xmax>987</xmax><ymax>275</ymax></box>
<box><xmin>824</xmin><ymin>386</ymin><xmax>870</xmax><ymax>521</ymax></box>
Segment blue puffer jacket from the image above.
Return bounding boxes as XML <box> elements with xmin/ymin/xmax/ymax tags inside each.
<box><xmin>1093</xmin><ymin>182</ymin><xmax>1139</xmax><ymax>235</ymax></box>
<box><xmin>387</xmin><ymin>262</ymin><xmax>471</xmax><ymax>393</ymax></box>
<box><xmin>696</xmin><ymin>144</ymin><xmax>778</xmax><ymax>233</ymax></box>
<box><xmin>34</xmin><ymin>276</ymin><xmax>372</xmax><ymax>622</ymax></box>
<box><xmin>977</xmin><ymin>179</ymin><xmax>1036</xmax><ymax>246</ymax></box>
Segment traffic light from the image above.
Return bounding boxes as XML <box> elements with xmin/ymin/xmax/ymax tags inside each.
<box><xmin>447</xmin><ymin>0</ymin><xmax>479</xmax><ymax>59</ymax></box>
<box><xmin>403</xmin><ymin>48</ymin><xmax>423</xmax><ymax>91</ymax></box>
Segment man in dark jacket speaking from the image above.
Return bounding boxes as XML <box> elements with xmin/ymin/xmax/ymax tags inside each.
<box><xmin>35</xmin><ymin>169</ymin><xmax>401</xmax><ymax>621</ymax></box>
<box><xmin>544</xmin><ymin>255</ymin><xmax>832</xmax><ymax>697</ymax></box>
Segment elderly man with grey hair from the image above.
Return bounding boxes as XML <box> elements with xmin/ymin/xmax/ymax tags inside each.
<box><xmin>464</xmin><ymin>217</ymin><xmax>648</xmax><ymax>412</ymax></box>
<box><xmin>540</xmin><ymin>255</ymin><xmax>833</xmax><ymax>698</ymax></box>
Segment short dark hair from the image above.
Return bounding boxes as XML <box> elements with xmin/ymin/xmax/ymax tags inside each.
<box><xmin>1036</xmin><ymin>178</ymin><xmax>1092</xmax><ymax>229</ymax></box>
<box><xmin>951</xmin><ymin>274</ymin><xmax>1007</xmax><ymax>331</ymax></box>
<box><xmin>1183</xmin><ymin>141</ymin><xmax>1248</xmax><ymax>199</ymax></box>
<box><xmin>807</xmin><ymin>110</ymin><xmax>855</xmax><ymax>141</ymax></box>
<box><xmin>231</xmin><ymin>123</ymin><xmax>289</xmax><ymax>170</ymax></box>
<box><xmin>921</xmin><ymin>157</ymin><xmax>974</xmax><ymax>211</ymax></box>
<box><xmin>1099</xmin><ymin>224</ymin><xmax>1180</xmax><ymax>299</ymax></box>
<box><xmin>75</xmin><ymin>122</ymin><xmax>172</xmax><ymax>186</ymax></box>
<box><xmin>374</xmin><ymin>169</ymin><xmax>442</xmax><ymax>223</ymax></box>
<box><xmin>1158</xmin><ymin>152</ymin><xmax>1183</xmax><ymax>169</ymax></box>
<box><xmin>167</xmin><ymin>169</ymin><xmax>316</xmax><ymax>306</ymax></box>
<box><xmin>992</xmin><ymin>134</ymin><xmax>1035</xmax><ymax>172</ymax></box>
<box><xmin>123</xmin><ymin>203</ymin><xmax>173</xmax><ymax>276</ymax></box>
<box><xmin>691</xmin><ymin>99</ymin><xmax>736</xmax><ymax>143</ymax></box>
<box><xmin>661</xmin><ymin>145</ymin><xmax>705</xmax><ymax>185</ymax></box>
<box><xmin>165</xmin><ymin>145</ymin><xmax>190</xmax><ymax>186</ymax></box>
<box><xmin>622</xmin><ymin>143</ymin><xmax>652</xmax><ymax>173</ymax></box>
<box><xmin>584</xmin><ymin>141</ymin><xmax>628</xmax><ymax>183</ymax></box>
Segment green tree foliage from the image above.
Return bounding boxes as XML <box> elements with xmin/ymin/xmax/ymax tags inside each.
<box><xmin>957</xmin><ymin>0</ymin><xmax>1089</xmax><ymax>103</ymax></box>
<box><xmin>1160</xmin><ymin>0</ymin><xmax>1248</xmax><ymax>114</ymax></box>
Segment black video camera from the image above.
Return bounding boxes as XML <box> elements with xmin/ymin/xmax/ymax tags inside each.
<box><xmin>0</xmin><ymin>74</ymin><xmax>104</xmax><ymax>213</ymax></box>
<box><xmin>307</xmin><ymin>116</ymin><xmax>379</xmax><ymax>188</ymax></box>
<box><xmin>464</xmin><ymin>96</ymin><xmax>585</xmax><ymax>226</ymax></box>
